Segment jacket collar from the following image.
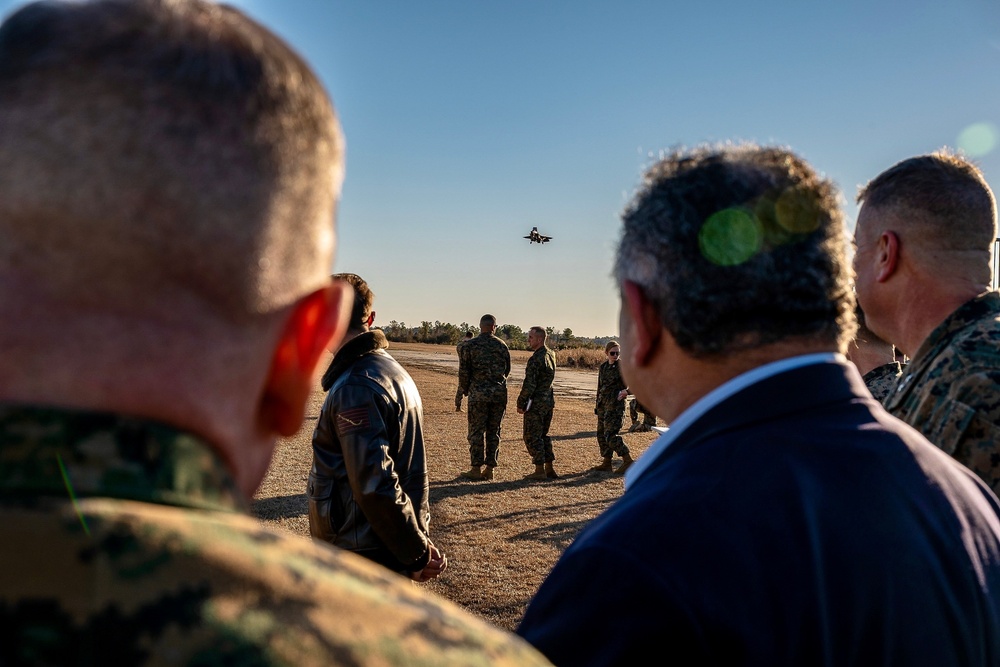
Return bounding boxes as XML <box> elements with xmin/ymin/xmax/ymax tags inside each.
<box><xmin>321</xmin><ymin>329</ymin><xmax>388</xmax><ymax>390</ymax></box>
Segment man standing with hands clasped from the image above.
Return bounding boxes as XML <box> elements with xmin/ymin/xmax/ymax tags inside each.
<box><xmin>309</xmin><ymin>273</ymin><xmax>446</xmax><ymax>582</ymax></box>
<box><xmin>518</xmin><ymin>326</ymin><xmax>558</xmax><ymax>480</ymax></box>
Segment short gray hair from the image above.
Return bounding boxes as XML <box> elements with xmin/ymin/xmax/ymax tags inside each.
<box><xmin>0</xmin><ymin>0</ymin><xmax>343</xmax><ymax>322</ymax></box>
<box><xmin>614</xmin><ymin>144</ymin><xmax>855</xmax><ymax>356</ymax></box>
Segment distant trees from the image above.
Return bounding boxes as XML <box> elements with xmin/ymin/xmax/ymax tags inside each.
<box><xmin>379</xmin><ymin>319</ymin><xmax>604</xmax><ymax>352</ymax></box>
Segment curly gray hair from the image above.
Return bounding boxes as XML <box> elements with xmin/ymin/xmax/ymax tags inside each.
<box><xmin>614</xmin><ymin>144</ymin><xmax>855</xmax><ymax>357</ymax></box>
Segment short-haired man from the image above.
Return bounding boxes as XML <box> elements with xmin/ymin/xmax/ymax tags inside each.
<box><xmin>308</xmin><ymin>274</ymin><xmax>446</xmax><ymax>581</ymax></box>
<box><xmin>0</xmin><ymin>2</ymin><xmax>549</xmax><ymax>664</ymax></box>
<box><xmin>455</xmin><ymin>330</ymin><xmax>475</xmax><ymax>412</ymax></box>
<box><xmin>458</xmin><ymin>314</ymin><xmax>511</xmax><ymax>481</ymax></box>
<box><xmin>518</xmin><ymin>145</ymin><xmax>1000</xmax><ymax>665</ymax></box>
<box><xmin>517</xmin><ymin>326</ymin><xmax>558</xmax><ymax>480</ymax></box>
<box><xmin>855</xmin><ymin>151</ymin><xmax>1000</xmax><ymax>494</ymax></box>
<box><xmin>846</xmin><ymin>306</ymin><xmax>903</xmax><ymax>402</ymax></box>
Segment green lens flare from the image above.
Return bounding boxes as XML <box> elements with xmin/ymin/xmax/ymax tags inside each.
<box><xmin>699</xmin><ymin>208</ymin><xmax>762</xmax><ymax>266</ymax></box>
<box><xmin>957</xmin><ymin>122</ymin><xmax>998</xmax><ymax>158</ymax></box>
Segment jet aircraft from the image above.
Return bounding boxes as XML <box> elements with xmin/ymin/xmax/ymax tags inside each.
<box><xmin>524</xmin><ymin>227</ymin><xmax>553</xmax><ymax>244</ymax></box>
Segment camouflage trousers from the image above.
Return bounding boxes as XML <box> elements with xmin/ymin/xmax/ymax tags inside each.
<box><xmin>467</xmin><ymin>399</ymin><xmax>506</xmax><ymax>467</ymax></box>
<box><xmin>596</xmin><ymin>404</ymin><xmax>628</xmax><ymax>458</ymax></box>
<box><xmin>629</xmin><ymin>398</ymin><xmax>656</xmax><ymax>426</ymax></box>
<box><xmin>522</xmin><ymin>402</ymin><xmax>554</xmax><ymax>465</ymax></box>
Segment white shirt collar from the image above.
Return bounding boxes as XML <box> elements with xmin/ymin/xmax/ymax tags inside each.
<box><xmin>624</xmin><ymin>353</ymin><xmax>844</xmax><ymax>489</ymax></box>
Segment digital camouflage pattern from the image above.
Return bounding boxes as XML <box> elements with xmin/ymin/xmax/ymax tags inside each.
<box><xmin>518</xmin><ymin>345</ymin><xmax>556</xmax><ymax>465</ymax></box>
<box><xmin>460</xmin><ymin>333</ymin><xmax>511</xmax><ymax>467</ymax></box>
<box><xmin>884</xmin><ymin>292</ymin><xmax>1000</xmax><ymax>496</ymax></box>
<box><xmin>629</xmin><ymin>398</ymin><xmax>657</xmax><ymax>429</ymax></box>
<box><xmin>455</xmin><ymin>337</ymin><xmax>472</xmax><ymax>410</ymax></box>
<box><xmin>466</xmin><ymin>401</ymin><xmax>506</xmax><ymax>468</ymax></box>
<box><xmin>0</xmin><ymin>405</ymin><xmax>552</xmax><ymax>666</ymax></box>
<box><xmin>595</xmin><ymin>361</ymin><xmax>628</xmax><ymax>458</ymax></box>
<box><xmin>458</xmin><ymin>333</ymin><xmax>511</xmax><ymax>403</ymax></box>
<box><xmin>863</xmin><ymin>360</ymin><xmax>903</xmax><ymax>402</ymax></box>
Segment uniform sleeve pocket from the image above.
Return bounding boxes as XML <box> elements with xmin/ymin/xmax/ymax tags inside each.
<box><xmin>943</xmin><ymin>402</ymin><xmax>1000</xmax><ymax>494</ymax></box>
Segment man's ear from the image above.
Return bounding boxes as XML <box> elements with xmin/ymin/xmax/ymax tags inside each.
<box><xmin>875</xmin><ymin>230</ymin><xmax>900</xmax><ymax>283</ymax></box>
<box><xmin>621</xmin><ymin>280</ymin><xmax>662</xmax><ymax>367</ymax></box>
<box><xmin>259</xmin><ymin>281</ymin><xmax>352</xmax><ymax>437</ymax></box>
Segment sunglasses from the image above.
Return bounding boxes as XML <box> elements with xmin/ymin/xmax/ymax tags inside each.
<box><xmin>609</xmin><ymin>350</ymin><xmax>620</xmax><ymax>356</ymax></box>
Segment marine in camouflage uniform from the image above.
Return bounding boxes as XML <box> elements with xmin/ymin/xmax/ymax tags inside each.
<box><xmin>883</xmin><ymin>292</ymin><xmax>1000</xmax><ymax>495</ymax></box>
<box><xmin>458</xmin><ymin>316</ymin><xmax>511</xmax><ymax>479</ymax></box>
<box><xmin>0</xmin><ymin>405</ymin><xmax>550</xmax><ymax>666</ymax></box>
<box><xmin>592</xmin><ymin>344</ymin><xmax>633</xmax><ymax>473</ymax></box>
<box><xmin>517</xmin><ymin>327</ymin><xmax>557</xmax><ymax>479</ymax></box>
<box><xmin>863</xmin><ymin>360</ymin><xmax>903</xmax><ymax>402</ymax></box>
<box><xmin>628</xmin><ymin>398</ymin><xmax>657</xmax><ymax>431</ymax></box>
<box><xmin>455</xmin><ymin>333</ymin><xmax>473</xmax><ymax>411</ymax></box>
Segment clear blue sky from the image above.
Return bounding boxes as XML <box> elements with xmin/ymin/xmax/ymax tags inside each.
<box><xmin>3</xmin><ymin>0</ymin><xmax>999</xmax><ymax>337</ymax></box>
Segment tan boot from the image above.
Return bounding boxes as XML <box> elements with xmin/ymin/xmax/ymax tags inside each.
<box><xmin>460</xmin><ymin>465</ymin><xmax>482</xmax><ymax>480</ymax></box>
<box><xmin>481</xmin><ymin>465</ymin><xmax>495</xmax><ymax>481</ymax></box>
<box><xmin>614</xmin><ymin>452</ymin><xmax>635</xmax><ymax>475</ymax></box>
<box><xmin>545</xmin><ymin>462</ymin><xmax>559</xmax><ymax>479</ymax></box>
<box><xmin>590</xmin><ymin>456</ymin><xmax>613</xmax><ymax>472</ymax></box>
<box><xmin>525</xmin><ymin>465</ymin><xmax>546</xmax><ymax>480</ymax></box>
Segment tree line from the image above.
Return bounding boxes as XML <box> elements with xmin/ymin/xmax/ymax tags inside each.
<box><xmin>379</xmin><ymin>320</ymin><xmax>611</xmax><ymax>352</ymax></box>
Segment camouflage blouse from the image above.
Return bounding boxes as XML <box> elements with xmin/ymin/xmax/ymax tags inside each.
<box><xmin>0</xmin><ymin>404</ymin><xmax>551</xmax><ymax>666</ymax></box>
<box><xmin>884</xmin><ymin>292</ymin><xmax>1000</xmax><ymax>496</ymax></box>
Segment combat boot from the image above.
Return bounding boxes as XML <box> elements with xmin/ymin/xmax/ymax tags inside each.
<box><xmin>590</xmin><ymin>456</ymin><xmax>613</xmax><ymax>472</ymax></box>
<box><xmin>628</xmin><ymin>421</ymin><xmax>639</xmax><ymax>433</ymax></box>
<box><xmin>614</xmin><ymin>451</ymin><xmax>635</xmax><ymax>475</ymax></box>
<box><xmin>460</xmin><ymin>465</ymin><xmax>483</xmax><ymax>480</ymax></box>
<box><xmin>545</xmin><ymin>462</ymin><xmax>559</xmax><ymax>479</ymax></box>
<box><xmin>525</xmin><ymin>465</ymin><xmax>546</xmax><ymax>481</ymax></box>
<box><xmin>481</xmin><ymin>465</ymin><xmax>495</xmax><ymax>481</ymax></box>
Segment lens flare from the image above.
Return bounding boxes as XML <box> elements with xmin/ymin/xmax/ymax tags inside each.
<box><xmin>957</xmin><ymin>122</ymin><xmax>998</xmax><ymax>158</ymax></box>
<box><xmin>699</xmin><ymin>208</ymin><xmax>761</xmax><ymax>266</ymax></box>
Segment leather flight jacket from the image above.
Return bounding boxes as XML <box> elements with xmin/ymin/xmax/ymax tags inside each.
<box><xmin>307</xmin><ymin>330</ymin><xmax>431</xmax><ymax>573</ymax></box>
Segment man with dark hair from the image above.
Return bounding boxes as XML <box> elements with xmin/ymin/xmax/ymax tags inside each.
<box><xmin>308</xmin><ymin>273</ymin><xmax>446</xmax><ymax>580</ymax></box>
<box><xmin>518</xmin><ymin>144</ymin><xmax>1000</xmax><ymax>665</ymax></box>
<box><xmin>517</xmin><ymin>326</ymin><xmax>558</xmax><ymax>480</ymax></box>
<box><xmin>846</xmin><ymin>305</ymin><xmax>903</xmax><ymax>401</ymax></box>
<box><xmin>458</xmin><ymin>314</ymin><xmax>511</xmax><ymax>481</ymax></box>
<box><xmin>0</xmin><ymin>2</ymin><xmax>550</xmax><ymax>664</ymax></box>
<box><xmin>855</xmin><ymin>151</ymin><xmax>1000</xmax><ymax>494</ymax></box>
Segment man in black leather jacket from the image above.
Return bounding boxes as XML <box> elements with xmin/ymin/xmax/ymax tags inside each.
<box><xmin>308</xmin><ymin>273</ymin><xmax>446</xmax><ymax>581</ymax></box>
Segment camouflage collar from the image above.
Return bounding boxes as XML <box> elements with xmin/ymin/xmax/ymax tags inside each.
<box><xmin>888</xmin><ymin>292</ymin><xmax>1000</xmax><ymax>402</ymax></box>
<box><xmin>0</xmin><ymin>404</ymin><xmax>246</xmax><ymax>512</ymax></box>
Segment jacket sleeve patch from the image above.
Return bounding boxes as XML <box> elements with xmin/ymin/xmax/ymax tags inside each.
<box><xmin>335</xmin><ymin>407</ymin><xmax>371</xmax><ymax>436</ymax></box>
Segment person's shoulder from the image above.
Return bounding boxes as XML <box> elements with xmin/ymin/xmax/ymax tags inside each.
<box><xmin>38</xmin><ymin>499</ymin><xmax>550</xmax><ymax>666</ymax></box>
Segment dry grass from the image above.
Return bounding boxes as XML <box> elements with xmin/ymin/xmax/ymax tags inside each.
<box><xmin>554</xmin><ymin>346</ymin><xmax>607</xmax><ymax>369</ymax></box>
<box><xmin>252</xmin><ymin>341</ymin><xmax>659</xmax><ymax>632</ymax></box>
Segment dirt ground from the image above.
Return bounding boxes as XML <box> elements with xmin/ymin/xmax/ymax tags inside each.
<box><xmin>251</xmin><ymin>341</ymin><xmax>660</xmax><ymax>632</ymax></box>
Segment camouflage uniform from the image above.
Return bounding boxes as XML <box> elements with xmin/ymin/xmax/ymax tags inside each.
<box><xmin>884</xmin><ymin>292</ymin><xmax>1000</xmax><ymax>496</ymax></box>
<box><xmin>455</xmin><ymin>337</ymin><xmax>471</xmax><ymax>410</ymax></box>
<box><xmin>862</xmin><ymin>360</ymin><xmax>903</xmax><ymax>402</ymax></box>
<box><xmin>628</xmin><ymin>398</ymin><xmax>657</xmax><ymax>430</ymax></box>
<box><xmin>595</xmin><ymin>360</ymin><xmax>629</xmax><ymax>458</ymax></box>
<box><xmin>517</xmin><ymin>345</ymin><xmax>557</xmax><ymax>465</ymax></box>
<box><xmin>0</xmin><ymin>404</ymin><xmax>551</xmax><ymax>666</ymax></box>
<box><xmin>459</xmin><ymin>332</ymin><xmax>511</xmax><ymax>467</ymax></box>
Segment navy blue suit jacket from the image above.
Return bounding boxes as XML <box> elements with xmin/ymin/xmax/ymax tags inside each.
<box><xmin>518</xmin><ymin>361</ymin><xmax>1000</xmax><ymax>666</ymax></box>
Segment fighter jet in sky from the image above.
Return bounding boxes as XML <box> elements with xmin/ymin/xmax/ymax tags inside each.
<box><xmin>524</xmin><ymin>227</ymin><xmax>553</xmax><ymax>244</ymax></box>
